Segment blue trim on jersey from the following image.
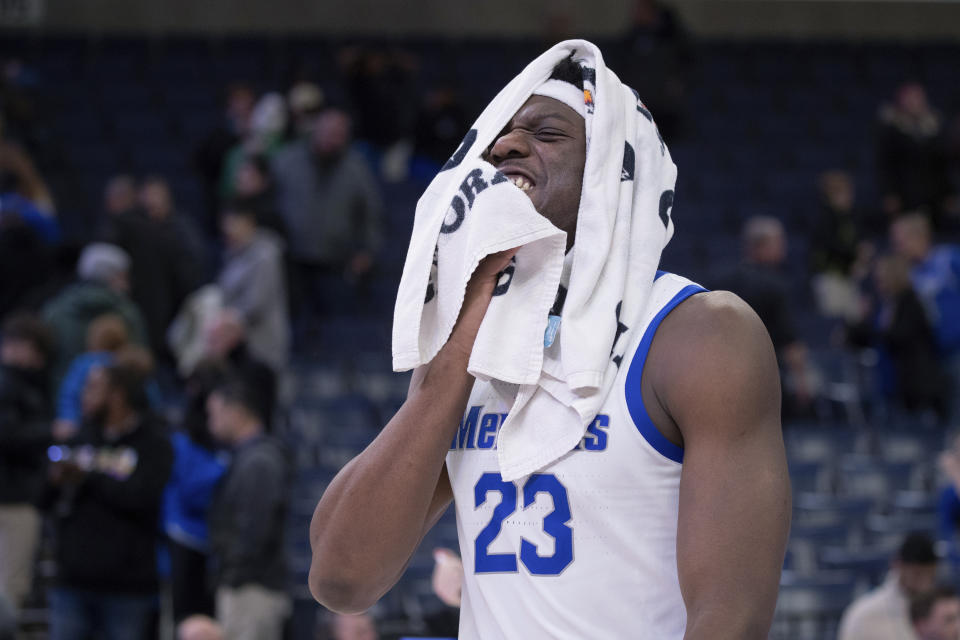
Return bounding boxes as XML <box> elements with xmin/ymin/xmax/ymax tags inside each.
<box><xmin>654</xmin><ymin>270</ymin><xmax>668</xmax><ymax>281</ymax></box>
<box><xmin>624</xmin><ymin>283</ymin><xmax>707</xmax><ymax>464</ymax></box>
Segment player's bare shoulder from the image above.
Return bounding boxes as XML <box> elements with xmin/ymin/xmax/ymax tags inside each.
<box><xmin>647</xmin><ymin>289</ymin><xmax>780</xmax><ymax>432</ymax></box>
<box><xmin>652</xmin><ymin>288</ymin><xmax>773</xmax><ymax>356</ymax></box>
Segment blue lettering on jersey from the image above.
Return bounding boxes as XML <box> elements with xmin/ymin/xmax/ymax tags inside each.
<box><xmin>451</xmin><ymin>406</ymin><xmax>611</xmax><ymax>452</ymax></box>
<box><xmin>580</xmin><ymin>414</ymin><xmax>610</xmax><ymax>451</ymax></box>
<box><xmin>452</xmin><ymin>406</ymin><xmax>482</xmax><ymax>450</ymax></box>
<box><xmin>476</xmin><ymin>412</ymin><xmax>500</xmax><ymax>449</ymax></box>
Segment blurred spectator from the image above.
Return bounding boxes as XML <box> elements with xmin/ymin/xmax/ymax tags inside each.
<box><xmin>140</xmin><ymin>174</ymin><xmax>208</xmax><ymax>274</ymax></box>
<box><xmin>911</xmin><ymin>586</ymin><xmax>960</xmax><ymax>640</ymax></box>
<box><xmin>0</xmin><ymin>313</ymin><xmax>53</xmax><ymax>614</ymax></box>
<box><xmin>710</xmin><ymin>217</ymin><xmax>815</xmax><ymax>415</ymax></box>
<box><xmin>0</xmin><ymin>58</ymin><xmax>44</xmax><ymax>153</ymax></box>
<box><xmin>220</xmin><ymin>93</ymin><xmax>288</xmax><ymax>202</ymax></box>
<box><xmin>809</xmin><ymin>170</ymin><xmax>876</xmax><ymax>321</ymax></box>
<box><xmin>339</xmin><ymin>46</ymin><xmax>418</xmax><ymax>151</ymax></box>
<box><xmin>163</xmin><ymin>361</ymin><xmax>227</xmax><ymax>624</ymax></box>
<box><xmin>231</xmin><ymin>156</ymin><xmax>287</xmax><ymax>240</ymax></box>
<box><xmin>413</xmin><ymin>84</ymin><xmax>470</xmax><ymax>168</ymax></box>
<box><xmin>272</xmin><ymin>108</ymin><xmax>383</xmax><ymax>327</ymax></box>
<box><xmin>877</xmin><ymin>83</ymin><xmax>955</xmax><ymax>228</ymax></box>
<box><xmin>42</xmin><ymin>243</ymin><xmax>148</xmax><ymax>384</ymax></box>
<box><xmin>55</xmin><ymin>313</ymin><xmax>129</xmax><ymax>439</ymax></box>
<box><xmin>207</xmin><ymin>378</ymin><xmax>291</xmax><ymax>640</ymax></box>
<box><xmin>202</xmin><ymin>309</ymin><xmax>276</xmax><ymax>428</ymax></box>
<box><xmin>431</xmin><ymin>547</ymin><xmax>463</xmax><ymax>608</ymax></box>
<box><xmin>0</xmin><ymin>140</ymin><xmax>57</xmax><ymax>217</ymax></box>
<box><xmin>194</xmin><ymin>83</ymin><xmax>257</xmax><ymax>233</ymax></box>
<box><xmin>0</xmin><ymin>141</ymin><xmax>60</xmax><ymax>318</ymax></box>
<box><xmin>847</xmin><ymin>254</ymin><xmax>948</xmax><ymax>421</ymax></box>
<box><xmin>44</xmin><ymin>354</ymin><xmax>173</xmax><ymax>640</ymax></box>
<box><xmin>102</xmin><ymin>175</ymin><xmax>206</xmax><ymax>359</ymax></box>
<box><xmin>177</xmin><ymin>614</ymin><xmax>224</xmax><ymax>640</ymax></box>
<box><xmin>102</xmin><ymin>174</ymin><xmax>138</xmax><ymax>218</ymax></box>
<box><xmin>329</xmin><ymin>612</ymin><xmax>379</xmax><ymax>640</ymax></box>
<box><xmin>218</xmin><ymin>200</ymin><xmax>289</xmax><ymax>373</ymax></box>
<box><xmin>0</xmin><ymin>592</ymin><xmax>12</xmax><ymax>640</ymax></box>
<box><xmin>426</xmin><ymin>547</ymin><xmax>463</xmax><ymax>637</ymax></box>
<box><xmin>616</xmin><ymin>0</ymin><xmax>692</xmax><ymax>141</ymax></box>
<box><xmin>938</xmin><ymin>434</ymin><xmax>960</xmax><ymax>574</ymax></box>
<box><xmin>838</xmin><ymin>531</ymin><xmax>939</xmax><ymax>640</ymax></box>
<box><xmin>891</xmin><ymin>212</ymin><xmax>960</xmax><ymax>416</ymax></box>
<box><xmin>288</xmin><ymin>81</ymin><xmax>325</xmax><ymax>138</ymax></box>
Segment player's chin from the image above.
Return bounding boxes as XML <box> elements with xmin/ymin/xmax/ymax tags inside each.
<box><xmin>530</xmin><ymin>192</ymin><xmax>548</xmax><ymax>216</ymax></box>
<box><xmin>535</xmin><ymin>200</ymin><xmax>562</xmax><ymax>229</ymax></box>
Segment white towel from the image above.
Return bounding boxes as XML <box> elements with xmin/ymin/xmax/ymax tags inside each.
<box><xmin>392</xmin><ymin>159</ymin><xmax>567</xmax><ymax>384</ymax></box>
<box><xmin>393</xmin><ymin>39</ymin><xmax>677</xmax><ymax>482</ymax></box>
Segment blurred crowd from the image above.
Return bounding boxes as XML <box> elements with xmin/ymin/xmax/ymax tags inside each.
<box><xmin>712</xmin><ymin>79</ymin><xmax>960</xmax><ymax>428</ymax></box>
<box><xmin>0</xmin><ymin>1</ymin><xmax>959</xmax><ymax>639</ymax></box>
<box><xmin>0</xmin><ymin>37</ymin><xmax>396</xmax><ymax>640</ymax></box>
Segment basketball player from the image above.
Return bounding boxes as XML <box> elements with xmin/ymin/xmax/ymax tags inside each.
<box><xmin>309</xmin><ymin>55</ymin><xmax>790</xmax><ymax>638</ymax></box>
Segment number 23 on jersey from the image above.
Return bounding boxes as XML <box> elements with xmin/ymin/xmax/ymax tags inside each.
<box><xmin>473</xmin><ymin>472</ymin><xmax>573</xmax><ymax>576</ymax></box>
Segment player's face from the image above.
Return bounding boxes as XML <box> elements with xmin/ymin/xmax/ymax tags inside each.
<box><xmin>486</xmin><ymin>95</ymin><xmax>586</xmax><ymax>249</ymax></box>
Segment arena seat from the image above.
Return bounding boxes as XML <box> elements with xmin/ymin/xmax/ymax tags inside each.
<box><xmin>772</xmin><ymin>572</ymin><xmax>858</xmax><ymax>640</ymax></box>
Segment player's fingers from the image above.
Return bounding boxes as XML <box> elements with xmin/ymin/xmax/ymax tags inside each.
<box><xmin>474</xmin><ymin>247</ymin><xmax>519</xmax><ymax>280</ymax></box>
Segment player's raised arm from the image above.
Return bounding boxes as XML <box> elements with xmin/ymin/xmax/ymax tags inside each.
<box><xmin>651</xmin><ymin>290</ymin><xmax>791</xmax><ymax>639</ymax></box>
<box><xmin>307</xmin><ymin>250</ymin><xmax>515</xmax><ymax>613</ymax></box>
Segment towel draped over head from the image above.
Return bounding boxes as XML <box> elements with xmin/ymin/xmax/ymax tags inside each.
<box><xmin>393</xmin><ymin>39</ymin><xmax>678</xmax><ymax>481</ymax></box>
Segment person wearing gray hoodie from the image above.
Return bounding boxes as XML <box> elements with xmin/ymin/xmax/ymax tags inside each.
<box><xmin>217</xmin><ymin>198</ymin><xmax>289</xmax><ymax>373</ymax></box>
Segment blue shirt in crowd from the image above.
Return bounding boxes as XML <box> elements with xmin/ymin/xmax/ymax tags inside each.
<box><xmin>162</xmin><ymin>432</ymin><xmax>227</xmax><ymax>552</ymax></box>
<box><xmin>912</xmin><ymin>245</ymin><xmax>960</xmax><ymax>355</ymax></box>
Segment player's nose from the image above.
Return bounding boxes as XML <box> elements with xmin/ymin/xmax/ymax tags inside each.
<box><xmin>488</xmin><ymin>129</ymin><xmax>530</xmax><ymax>164</ymax></box>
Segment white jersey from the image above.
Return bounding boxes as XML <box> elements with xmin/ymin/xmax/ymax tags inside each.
<box><xmin>446</xmin><ymin>272</ymin><xmax>706</xmax><ymax>640</ymax></box>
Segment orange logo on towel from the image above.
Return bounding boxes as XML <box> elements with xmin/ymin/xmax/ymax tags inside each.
<box><xmin>583</xmin><ymin>89</ymin><xmax>594</xmax><ymax>109</ymax></box>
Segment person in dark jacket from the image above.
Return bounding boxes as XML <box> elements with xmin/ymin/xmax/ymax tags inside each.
<box><xmin>849</xmin><ymin>253</ymin><xmax>948</xmax><ymax>421</ymax></box>
<box><xmin>230</xmin><ymin>157</ymin><xmax>287</xmax><ymax>242</ymax></box>
<box><xmin>101</xmin><ymin>176</ymin><xmax>206</xmax><ymax>360</ymax></box>
<box><xmin>44</xmin><ymin>356</ymin><xmax>173</xmax><ymax>640</ymax></box>
<box><xmin>0</xmin><ymin>313</ymin><xmax>54</xmax><ymax>613</ymax></box>
<box><xmin>203</xmin><ymin>310</ymin><xmax>276</xmax><ymax>429</ymax></box>
<box><xmin>163</xmin><ymin>360</ymin><xmax>228</xmax><ymax>624</ymax></box>
<box><xmin>207</xmin><ymin>378</ymin><xmax>290</xmax><ymax>640</ymax></box>
<box><xmin>809</xmin><ymin>170</ymin><xmax>878</xmax><ymax>321</ymax></box>
<box><xmin>877</xmin><ymin>83</ymin><xmax>955</xmax><ymax>230</ymax></box>
<box><xmin>710</xmin><ymin>216</ymin><xmax>815</xmax><ymax>415</ymax></box>
<box><xmin>271</xmin><ymin>108</ymin><xmax>383</xmax><ymax>332</ymax></box>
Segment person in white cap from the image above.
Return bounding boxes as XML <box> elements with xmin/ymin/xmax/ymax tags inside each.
<box><xmin>42</xmin><ymin>243</ymin><xmax>148</xmax><ymax>383</ymax></box>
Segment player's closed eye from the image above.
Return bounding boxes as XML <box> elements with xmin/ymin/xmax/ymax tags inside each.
<box><xmin>535</xmin><ymin>129</ymin><xmax>567</xmax><ymax>141</ymax></box>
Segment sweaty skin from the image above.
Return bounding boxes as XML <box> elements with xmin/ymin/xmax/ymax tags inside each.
<box><xmin>309</xmin><ymin>95</ymin><xmax>789</xmax><ymax>639</ymax></box>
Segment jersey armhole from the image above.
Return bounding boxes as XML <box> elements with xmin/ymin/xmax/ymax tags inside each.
<box><xmin>623</xmin><ymin>284</ymin><xmax>707</xmax><ymax>464</ymax></box>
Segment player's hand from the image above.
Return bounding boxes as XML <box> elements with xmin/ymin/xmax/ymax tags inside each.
<box><xmin>447</xmin><ymin>248</ymin><xmax>519</xmax><ymax>358</ymax></box>
<box><xmin>469</xmin><ymin>249</ymin><xmax>518</xmax><ymax>292</ymax></box>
